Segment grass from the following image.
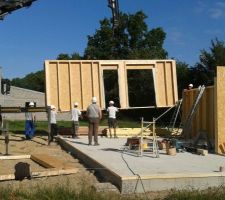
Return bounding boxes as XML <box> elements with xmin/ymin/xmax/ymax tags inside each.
<box><xmin>0</xmin><ymin>185</ymin><xmax>224</xmax><ymax>200</ymax></box>
<box><xmin>6</xmin><ymin>118</ymin><xmax>140</xmax><ymax>133</ymax></box>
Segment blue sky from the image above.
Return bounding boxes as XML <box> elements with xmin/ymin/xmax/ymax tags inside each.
<box><xmin>0</xmin><ymin>0</ymin><xmax>225</xmax><ymax>79</ymax></box>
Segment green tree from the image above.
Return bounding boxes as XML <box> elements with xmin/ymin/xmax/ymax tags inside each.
<box><xmin>194</xmin><ymin>38</ymin><xmax>225</xmax><ymax>85</ymax></box>
<box><xmin>176</xmin><ymin>60</ymin><xmax>191</xmax><ymax>97</ymax></box>
<box><xmin>84</xmin><ymin>11</ymin><xmax>168</xmax><ymax>59</ymax></box>
<box><xmin>11</xmin><ymin>70</ymin><xmax>45</xmax><ymax>92</ymax></box>
<box><xmin>57</xmin><ymin>52</ymin><xmax>82</xmax><ymax>60</ymax></box>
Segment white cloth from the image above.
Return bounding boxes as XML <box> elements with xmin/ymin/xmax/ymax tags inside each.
<box><xmin>71</xmin><ymin>108</ymin><xmax>81</xmax><ymax>121</ymax></box>
<box><xmin>107</xmin><ymin>106</ymin><xmax>118</xmax><ymax>119</ymax></box>
<box><xmin>50</xmin><ymin>110</ymin><xmax>57</xmax><ymax>124</ymax></box>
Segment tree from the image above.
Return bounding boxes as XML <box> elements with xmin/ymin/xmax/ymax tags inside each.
<box><xmin>83</xmin><ymin>11</ymin><xmax>168</xmax><ymax>107</ymax></box>
<box><xmin>11</xmin><ymin>70</ymin><xmax>45</xmax><ymax>92</ymax></box>
<box><xmin>84</xmin><ymin>11</ymin><xmax>168</xmax><ymax>60</ymax></box>
<box><xmin>195</xmin><ymin>38</ymin><xmax>225</xmax><ymax>85</ymax></box>
<box><xmin>176</xmin><ymin>60</ymin><xmax>191</xmax><ymax>97</ymax></box>
<box><xmin>57</xmin><ymin>52</ymin><xmax>82</xmax><ymax>60</ymax></box>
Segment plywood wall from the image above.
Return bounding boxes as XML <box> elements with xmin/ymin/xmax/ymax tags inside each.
<box><xmin>215</xmin><ymin>66</ymin><xmax>225</xmax><ymax>154</ymax></box>
<box><xmin>45</xmin><ymin>60</ymin><xmax>178</xmax><ymax>111</ymax></box>
<box><xmin>182</xmin><ymin>66</ymin><xmax>225</xmax><ymax>155</ymax></box>
<box><xmin>182</xmin><ymin>86</ymin><xmax>215</xmax><ymax>142</ymax></box>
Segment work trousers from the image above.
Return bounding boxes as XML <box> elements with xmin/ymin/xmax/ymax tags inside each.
<box><xmin>72</xmin><ymin>121</ymin><xmax>79</xmax><ymax>138</ymax></box>
<box><xmin>25</xmin><ymin>120</ymin><xmax>35</xmax><ymax>139</ymax></box>
<box><xmin>49</xmin><ymin>123</ymin><xmax>58</xmax><ymax>143</ymax></box>
<box><xmin>88</xmin><ymin>118</ymin><xmax>100</xmax><ymax>144</ymax></box>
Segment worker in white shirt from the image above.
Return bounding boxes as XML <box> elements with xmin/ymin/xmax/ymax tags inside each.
<box><xmin>71</xmin><ymin>102</ymin><xmax>81</xmax><ymax>138</ymax></box>
<box><xmin>49</xmin><ymin>105</ymin><xmax>57</xmax><ymax>144</ymax></box>
<box><xmin>107</xmin><ymin>100</ymin><xmax>118</xmax><ymax>138</ymax></box>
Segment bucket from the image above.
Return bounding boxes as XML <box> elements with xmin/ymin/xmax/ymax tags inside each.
<box><xmin>166</xmin><ymin>147</ymin><xmax>176</xmax><ymax>156</ymax></box>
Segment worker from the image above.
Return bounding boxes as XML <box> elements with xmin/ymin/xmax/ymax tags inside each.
<box><xmin>49</xmin><ymin>105</ymin><xmax>57</xmax><ymax>144</ymax></box>
<box><xmin>86</xmin><ymin>97</ymin><xmax>102</xmax><ymax>145</ymax></box>
<box><xmin>71</xmin><ymin>102</ymin><xmax>81</xmax><ymax>138</ymax></box>
<box><xmin>24</xmin><ymin>101</ymin><xmax>36</xmax><ymax>140</ymax></box>
<box><xmin>107</xmin><ymin>100</ymin><xmax>119</xmax><ymax>138</ymax></box>
<box><xmin>188</xmin><ymin>83</ymin><xmax>193</xmax><ymax>90</ymax></box>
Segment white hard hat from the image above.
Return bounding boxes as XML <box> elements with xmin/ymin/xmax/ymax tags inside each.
<box><xmin>51</xmin><ymin>105</ymin><xmax>56</xmax><ymax>109</ymax></box>
<box><xmin>188</xmin><ymin>84</ymin><xmax>193</xmax><ymax>87</ymax></box>
<box><xmin>109</xmin><ymin>100</ymin><xmax>114</xmax><ymax>105</ymax></box>
<box><xmin>74</xmin><ymin>102</ymin><xmax>78</xmax><ymax>106</ymax></box>
<box><xmin>29</xmin><ymin>102</ymin><xmax>34</xmax><ymax>106</ymax></box>
<box><xmin>92</xmin><ymin>96</ymin><xmax>97</xmax><ymax>103</ymax></box>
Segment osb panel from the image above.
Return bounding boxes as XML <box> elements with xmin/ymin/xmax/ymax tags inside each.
<box><xmin>92</xmin><ymin>62</ymin><xmax>101</xmax><ymax>107</ymax></box>
<box><xmin>81</xmin><ymin>62</ymin><xmax>93</xmax><ymax>109</ymax></box>
<box><xmin>215</xmin><ymin>66</ymin><xmax>225</xmax><ymax>154</ymax></box>
<box><xmin>58</xmin><ymin>62</ymin><xmax>71</xmax><ymax>111</ymax></box>
<box><xmin>165</xmin><ymin>62</ymin><xmax>173</xmax><ymax>106</ymax></box>
<box><xmin>45</xmin><ymin>62</ymin><xmax>58</xmax><ymax>108</ymax></box>
<box><xmin>70</xmin><ymin>63</ymin><xmax>82</xmax><ymax>109</ymax></box>
<box><xmin>182</xmin><ymin>86</ymin><xmax>215</xmax><ymax>142</ymax></box>
<box><xmin>118</xmin><ymin>62</ymin><xmax>128</xmax><ymax>108</ymax></box>
<box><xmin>155</xmin><ymin>62</ymin><xmax>166</xmax><ymax>106</ymax></box>
<box><xmin>45</xmin><ymin>60</ymin><xmax>177</xmax><ymax>111</ymax></box>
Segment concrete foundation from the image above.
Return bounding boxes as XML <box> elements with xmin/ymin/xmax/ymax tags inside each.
<box><xmin>58</xmin><ymin>136</ymin><xmax>225</xmax><ymax>194</ymax></box>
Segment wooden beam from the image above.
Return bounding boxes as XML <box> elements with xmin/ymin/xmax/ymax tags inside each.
<box><xmin>0</xmin><ymin>168</ymin><xmax>78</xmax><ymax>181</ymax></box>
<box><xmin>0</xmin><ymin>155</ymin><xmax>30</xmax><ymax>160</ymax></box>
<box><xmin>31</xmin><ymin>154</ymin><xmax>74</xmax><ymax>169</ymax></box>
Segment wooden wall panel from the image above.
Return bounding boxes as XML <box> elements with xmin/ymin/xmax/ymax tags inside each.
<box><xmin>81</xmin><ymin>62</ymin><xmax>93</xmax><ymax>109</ymax></box>
<box><xmin>45</xmin><ymin>62</ymin><xmax>58</xmax><ymax>108</ymax></box>
<box><xmin>182</xmin><ymin>86</ymin><xmax>215</xmax><ymax>145</ymax></box>
<box><xmin>215</xmin><ymin>66</ymin><xmax>225</xmax><ymax>154</ymax></box>
<box><xmin>58</xmin><ymin>62</ymin><xmax>70</xmax><ymax>111</ymax></box>
<box><xmin>92</xmin><ymin>62</ymin><xmax>101</xmax><ymax>108</ymax></box>
<box><xmin>45</xmin><ymin>60</ymin><xmax>178</xmax><ymax>111</ymax></box>
<box><xmin>155</xmin><ymin>62</ymin><xmax>166</xmax><ymax>107</ymax></box>
<box><xmin>70</xmin><ymin>62</ymin><xmax>82</xmax><ymax>109</ymax></box>
<box><xmin>165</xmin><ymin>62</ymin><xmax>173</xmax><ymax>106</ymax></box>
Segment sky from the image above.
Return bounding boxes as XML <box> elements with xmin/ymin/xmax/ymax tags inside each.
<box><xmin>0</xmin><ymin>0</ymin><xmax>225</xmax><ymax>79</ymax></box>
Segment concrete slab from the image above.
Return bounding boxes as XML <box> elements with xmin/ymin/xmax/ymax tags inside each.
<box><xmin>58</xmin><ymin>136</ymin><xmax>225</xmax><ymax>194</ymax></box>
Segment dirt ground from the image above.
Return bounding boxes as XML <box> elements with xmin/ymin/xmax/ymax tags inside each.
<box><xmin>0</xmin><ymin>133</ymin><xmax>100</xmax><ymax>191</ymax></box>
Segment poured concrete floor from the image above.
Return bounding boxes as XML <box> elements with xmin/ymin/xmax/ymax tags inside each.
<box><xmin>58</xmin><ymin>136</ymin><xmax>225</xmax><ymax>193</ymax></box>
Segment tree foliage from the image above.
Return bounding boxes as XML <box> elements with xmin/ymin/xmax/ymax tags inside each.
<box><xmin>11</xmin><ymin>70</ymin><xmax>45</xmax><ymax>92</ymax></box>
<box><xmin>84</xmin><ymin>11</ymin><xmax>168</xmax><ymax>60</ymax></box>
<box><xmin>57</xmin><ymin>52</ymin><xmax>82</xmax><ymax>60</ymax></box>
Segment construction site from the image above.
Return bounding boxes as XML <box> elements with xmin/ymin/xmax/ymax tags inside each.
<box><xmin>0</xmin><ymin>0</ymin><xmax>225</xmax><ymax>199</ymax></box>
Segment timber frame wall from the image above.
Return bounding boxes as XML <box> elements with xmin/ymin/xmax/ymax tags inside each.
<box><xmin>45</xmin><ymin>60</ymin><xmax>178</xmax><ymax>111</ymax></box>
<box><xmin>182</xmin><ymin>66</ymin><xmax>225</xmax><ymax>155</ymax></box>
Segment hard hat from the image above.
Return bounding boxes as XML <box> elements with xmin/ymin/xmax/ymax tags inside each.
<box><xmin>29</xmin><ymin>102</ymin><xmax>34</xmax><ymax>106</ymax></box>
<box><xmin>188</xmin><ymin>84</ymin><xmax>193</xmax><ymax>87</ymax></box>
<box><xmin>92</xmin><ymin>96</ymin><xmax>97</xmax><ymax>103</ymax></box>
<box><xmin>51</xmin><ymin>105</ymin><xmax>56</xmax><ymax>109</ymax></box>
<box><xmin>74</xmin><ymin>102</ymin><xmax>78</xmax><ymax>106</ymax></box>
<box><xmin>109</xmin><ymin>100</ymin><xmax>114</xmax><ymax>105</ymax></box>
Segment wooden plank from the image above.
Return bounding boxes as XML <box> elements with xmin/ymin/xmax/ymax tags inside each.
<box><xmin>70</xmin><ymin>62</ymin><xmax>82</xmax><ymax>108</ymax></box>
<box><xmin>58</xmin><ymin>62</ymin><xmax>70</xmax><ymax>111</ymax></box>
<box><xmin>31</xmin><ymin>154</ymin><xmax>73</xmax><ymax>169</ymax></box>
<box><xmin>165</xmin><ymin>62</ymin><xmax>173</xmax><ymax>106</ymax></box>
<box><xmin>0</xmin><ymin>155</ymin><xmax>30</xmax><ymax>160</ymax></box>
<box><xmin>0</xmin><ymin>168</ymin><xmax>78</xmax><ymax>181</ymax></box>
<box><xmin>215</xmin><ymin>66</ymin><xmax>225</xmax><ymax>154</ymax></box>
<box><xmin>155</xmin><ymin>62</ymin><xmax>166</xmax><ymax>107</ymax></box>
<box><xmin>92</xmin><ymin>62</ymin><xmax>102</xmax><ymax>108</ymax></box>
<box><xmin>47</xmin><ymin>62</ymin><xmax>58</xmax><ymax>108</ymax></box>
<box><xmin>81</xmin><ymin>62</ymin><xmax>93</xmax><ymax>109</ymax></box>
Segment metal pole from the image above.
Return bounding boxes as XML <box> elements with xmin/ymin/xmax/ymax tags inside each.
<box><xmin>140</xmin><ymin>117</ymin><xmax>143</xmax><ymax>157</ymax></box>
<box><xmin>47</xmin><ymin>106</ymin><xmax>51</xmax><ymax>145</ymax></box>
